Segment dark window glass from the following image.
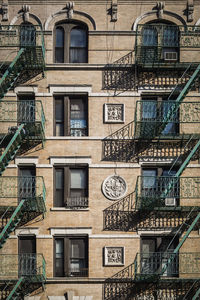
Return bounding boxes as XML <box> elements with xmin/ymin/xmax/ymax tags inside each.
<box><xmin>55</xmin><ymin>169</ymin><xmax>64</xmax><ymax>207</ymax></box>
<box><xmin>55</xmin><ymin>27</ymin><xmax>64</xmax><ymax>63</ymax></box>
<box><xmin>142</xmin><ymin>27</ymin><xmax>157</xmax><ymax>46</ymax></box>
<box><xmin>18</xmin><ymin>167</ymin><xmax>36</xmax><ymax>201</ymax></box>
<box><xmin>55</xmin><ymin>239</ymin><xmax>64</xmax><ymax>277</ymax></box>
<box><xmin>55</xmin><ymin>99</ymin><xmax>64</xmax><ymax>136</ymax></box>
<box><xmin>54</xmin><ymin>236</ymin><xmax>88</xmax><ymax>277</ymax></box>
<box><xmin>54</xmin><ymin>167</ymin><xmax>88</xmax><ymax>208</ymax></box>
<box><xmin>70</xmin><ymin>28</ymin><xmax>87</xmax><ymax>63</ymax></box>
<box><xmin>20</xmin><ymin>23</ymin><xmax>36</xmax><ymax>47</ymax></box>
<box><xmin>18</xmin><ymin>94</ymin><xmax>35</xmax><ymax>123</ymax></box>
<box><xmin>55</xmin><ymin>97</ymin><xmax>87</xmax><ymax>137</ymax></box>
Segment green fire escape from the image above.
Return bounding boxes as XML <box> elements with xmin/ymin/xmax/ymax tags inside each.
<box><xmin>103</xmin><ymin>24</ymin><xmax>200</xmax><ymax>299</ymax></box>
<box><xmin>0</xmin><ymin>25</ymin><xmax>46</xmax><ymax>299</ymax></box>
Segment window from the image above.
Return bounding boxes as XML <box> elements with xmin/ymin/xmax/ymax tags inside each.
<box><xmin>18</xmin><ymin>94</ymin><xmax>35</xmax><ymax>123</ymax></box>
<box><xmin>140</xmin><ymin>236</ymin><xmax>178</xmax><ymax>277</ymax></box>
<box><xmin>141</xmin><ymin>23</ymin><xmax>179</xmax><ymax>63</ymax></box>
<box><xmin>20</xmin><ymin>22</ymin><xmax>36</xmax><ymax>47</ymax></box>
<box><xmin>54</xmin><ymin>95</ymin><xmax>88</xmax><ymax>136</ymax></box>
<box><xmin>18</xmin><ymin>235</ymin><xmax>36</xmax><ymax>276</ymax></box>
<box><xmin>141</xmin><ymin>95</ymin><xmax>179</xmax><ymax>137</ymax></box>
<box><xmin>54</xmin><ymin>236</ymin><xmax>88</xmax><ymax>277</ymax></box>
<box><xmin>54</xmin><ymin>22</ymin><xmax>88</xmax><ymax>63</ymax></box>
<box><xmin>18</xmin><ymin>166</ymin><xmax>36</xmax><ymax>201</ymax></box>
<box><xmin>141</xmin><ymin>167</ymin><xmax>179</xmax><ymax>207</ymax></box>
<box><xmin>54</xmin><ymin>166</ymin><xmax>88</xmax><ymax>208</ymax></box>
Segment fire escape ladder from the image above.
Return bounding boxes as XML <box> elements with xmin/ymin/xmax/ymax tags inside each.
<box><xmin>0</xmin><ymin>48</ymin><xmax>25</xmax><ymax>100</ymax></box>
<box><xmin>192</xmin><ymin>286</ymin><xmax>200</xmax><ymax>300</ymax></box>
<box><xmin>0</xmin><ymin>199</ymin><xmax>25</xmax><ymax>248</ymax></box>
<box><xmin>0</xmin><ymin>124</ymin><xmax>25</xmax><ymax>175</ymax></box>
<box><xmin>6</xmin><ymin>277</ymin><xmax>24</xmax><ymax>300</ymax></box>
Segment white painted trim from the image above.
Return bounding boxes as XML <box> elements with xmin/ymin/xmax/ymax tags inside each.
<box><xmin>90</xmin><ymin>234</ymin><xmax>139</xmax><ymax>238</ymax></box>
<box><xmin>50</xmin><ymin>157</ymin><xmax>92</xmax><ymax>165</ymax></box>
<box><xmin>50</xmin><ymin>228</ymin><xmax>92</xmax><ymax>235</ymax></box>
<box><xmin>6</xmin><ymin>164</ymin><xmax>17</xmax><ymax>168</ymax></box>
<box><xmin>15</xmin><ymin>157</ymin><xmax>38</xmax><ymax>165</ymax></box>
<box><xmin>139</xmin><ymin>158</ymin><xmax>174</xmax><ymax>165</ymax></box>
<box><xmin>138</xmin><ymin>230</ymin><xmax>172</xmax><ymax>235</ymax></box>
<box><xmin>14</xmin><ymin>86</ymin><xmax>38</xmax><ymax>94</ymax></box>
<box><xmin>46</xmin><ymin>136</ymin><xmax>104</xmax><ymax>140</ymax></box>
<box><xmin>49</xmin><ymin>85</ymin><xmax>92</xmax><ymax>95</ymax></box>
<box><xmin>90</xmin><ymin>164</ymin><xmax>140</xmax><ymax>168</ymax></box>
<box><xmin>36</xmin><ymin>165</ymin><xmax>53</xmax><ymax>168</ymax></box>
<box><xmin>37</xmin><ymin>235</ymin><xmax>53</xmax><ymax>239</ymax></box>
<box><xmin>50</xmin><ymin>208</ymin><xmax>90</xmax><ymax>211</ymax></box>
<box><xmin>15</xmin><ymin>228</ymin><xmax>39</xmax><ymax>236</ymax></box>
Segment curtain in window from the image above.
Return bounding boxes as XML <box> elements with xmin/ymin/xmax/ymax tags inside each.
<box><xmin>163</xmin><ymin>27</ymin><xmax>179</xmax><ymax>47</ymax></box>
<box><xmin>70</xmin><ymin>28</ymin><xmax>87</xmax><ymax>63</ymax></box>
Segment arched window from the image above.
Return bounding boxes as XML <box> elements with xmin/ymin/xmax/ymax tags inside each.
<box><xmin>54</xmin><ymin>22</ymin><xmax>88</xmax><ymax>63</ymax></box>
<box><xmin>20</xmin><ymin>22</ymin><xmax>36</xmax><ymax>47</ymax></box>
<box><xmin>140</xmin><ymin>22</ymin><xmax>179</xmax><ymax>63</ymax></box>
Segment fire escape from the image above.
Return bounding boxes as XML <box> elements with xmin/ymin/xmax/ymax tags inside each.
<box><xmin>0</xmin><ymin>25</ymin><xmax>46</xmax><ymax>299</ymax></box>
<box><xmin>103</xmin><ymin>24</ymin><xmax>200</xmax><ymax>299</ymax></box>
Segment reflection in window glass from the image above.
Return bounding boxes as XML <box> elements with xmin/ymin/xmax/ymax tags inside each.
<box><xmin>55</xmin><ymin>27</ymin><xmax>64</xmax><ymax>63</ymax></box>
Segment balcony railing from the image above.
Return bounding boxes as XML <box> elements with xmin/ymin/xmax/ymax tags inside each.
<box><xmin>134</xmin><ymin>101</ymin><xmax>200</xmax><ymax>139</ymax></box>
<box><xmin>0</xmin><ymin>100</ymin><xmax>45</xmax><ymax>140</ymax></box>
<box><xmin>0</xmin><ymin>253</ymin><xmax>46</xmax><ymax>280</ymax></box>
<box><xmin>134</xmin><ymin>252</ymin><xmax>200</xmax><ymax>279</ymax></box>
<box><xmin>65</xmin><ymin>197</ymin><xmax>88</xmax><ymax>209</ymax></box>
<box><xmin>135</xmin><ymin>176</ymin><xmax>200</xmax><ymax>210</ymax></box>
<box><xmin>135</xmin><ymin>24</ymin><xmax>200</xmax><ymax>65</ymax></box>
<box><xmin>0</xmin><ymin>176</ymin><xmax>46</xmax><ymax>211</ymax></box>
<box><xmin>0</xmin><ymin>25</ymin><xmax>44</xmax><ymax>48</ymax></box>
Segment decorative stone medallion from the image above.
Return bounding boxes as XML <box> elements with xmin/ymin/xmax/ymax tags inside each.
<box><xmin>102</xmin><ymin>175</ymin><xmax>127</xmax><ymax>200</ymax></box>
<box><xmin>104</xmin><ymin>247</ymin><xmax>125</xmax><ymax>266</ymax></box>
<box><xmin>104</xmin><ymin>103</ymin><xmax>125</xmax><ymax>123</ymax></box>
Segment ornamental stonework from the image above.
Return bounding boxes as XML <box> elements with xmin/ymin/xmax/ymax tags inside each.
<box><xmin>104</xmin><ymin>247</ymin><xmax>124</xmax><ymax>266</ymax></box>
<box><xmin>102</xmin><ymin>175</ymin><xmax>127</xmax><ymax>200</ymax></box>
<box><xmin>104</xmin><ymin>103</ymin><xmax>124</xmax><ymax>123</ymax></box>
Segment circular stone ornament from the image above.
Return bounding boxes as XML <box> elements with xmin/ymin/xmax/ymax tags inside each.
<box><xmin>102</xmin><ymin>175</ymin><xmax>127</xmax><ymax>200</ymax></box>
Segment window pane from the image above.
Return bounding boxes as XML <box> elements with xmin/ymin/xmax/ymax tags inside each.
<box><xmin>70</xmin><ymin>99</ymin><xmax>85</xmax><ymax>119</ymax></box>
<box><xmin>164</xmin><ymin>27</ymin><xmax>179</xmax><ymax>47</ymax></box>
<box><xmin>56</xmin><ymin>27</ymin><xmax>64</xmax><ymax>47</ymax></box>
<box><xmin>70</xmin><ymin>48</ymin><xmax>87</xmax><ymax>63</ymax></box>
<box><xmin>56</xmin><ymin>169</ymin><xmax>64</xmax><ymax>189</ymax></box>
<box><xmin>142</xmin><ymin>101</ymin><xmax>157</xmax><ymax>119</ymax></box>
<box><xmin>55</xmin><ymin>48</ymin><xmax>64</xmax><ymax>63</ymax></box>
<box><xmin>71</xmin><ymin>169</ymin><xmax>86</xmax><ymax>189</ymax></box>
<box><xmin>142</xmin><ymin>169</ymin><xmax>157</xmax><ymax>188</ymax></box>
<box><xmin>55</xmin><ymin>99</ymin><xmax>64</xmax><ymax>136</ymax></box>
<box><xmin>71</xmin><ymin>239</ymin><xmax>85</xmax><ymax>258</ymax></box>
<box><xmin>70</xmin><ymin>28</ymin><xmax>86</xmax><ymax>47</ymax></box>
<box><xmin>143</xmin><ymin>28</ymin><xmax>157</xmax><ymax>46</ymax></box>
<box><xmin>162</xmin><ymin>101</ymin><xmax>177</xmax><ymax>135</ymax></box>
<box><xmin>55</xmin><ymin>239</ymin><xmax>64</xmax><ymax>277</ymax></box>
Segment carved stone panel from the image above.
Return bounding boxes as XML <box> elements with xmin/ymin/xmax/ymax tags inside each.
<box><xmin>104</xmin><ymin>247</ymin><xmax>125</xmax><ymax>266</ymax></box>
<box><xmin>102</xmin><ymin>175</ymin><xmax>127</xmax><ymax>200</ymax></box>
<box><xmin>104</xmin><ymin>103</ymin><xmax>125</xmax><ymax>123</ymax></box>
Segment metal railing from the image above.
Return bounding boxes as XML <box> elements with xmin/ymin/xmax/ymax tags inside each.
<box><xmin>0</xmin><ymin>176</ymin><xmax>46</xmax><ymax>210</ymax></box>
<box><xmin>0</xmin><ymin>100</ymin><xmax>45</xmax><ymax>136</ymax></box>
<box><xmin>134</xmin><ymin>101</ymin><xmax>200</xmax><ymax>139</ymax></box>
<box><xmin>0</xmin><ymin>25</ymin><xmax>44</xmax><ymax>48</ymax></box>
<box><xmin>135</xmin><ymin>24</ymin><xmax>200</xmax><ymax>64</ymax></box>
<box><xmin>134</xmin><ymin>252</ymin><xmax>200</xmax><ymax>279</ymax></box>
<box><xmin>0</xmin><ymin>253</ymin><xmax>46</xmax><ymax>280</ymax></box>
<box><xmin>135</xmin><ymin>176</ymin><xmax>200</xmax><ymax>210</ymax></box>
<box><xmin>65</xmin><ymin>197</ymin><xmax>88</xmax><ymax>208</ymax></box>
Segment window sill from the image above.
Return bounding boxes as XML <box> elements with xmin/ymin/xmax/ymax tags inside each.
<box><xmin>50</xmin><ymin>207</ymin><xmax>90</xmax><ymax>211</ymax></box>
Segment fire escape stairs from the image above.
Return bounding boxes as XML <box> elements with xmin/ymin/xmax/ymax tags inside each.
<box><xmin>0</xmin><ymin>27</ymin><xmax>46</xmax><ymax>299</ymax></box>
<box><xmin>0</xmin><ymin>124</ymin><xmax>26</xmax><ymax>175</ymax></box>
